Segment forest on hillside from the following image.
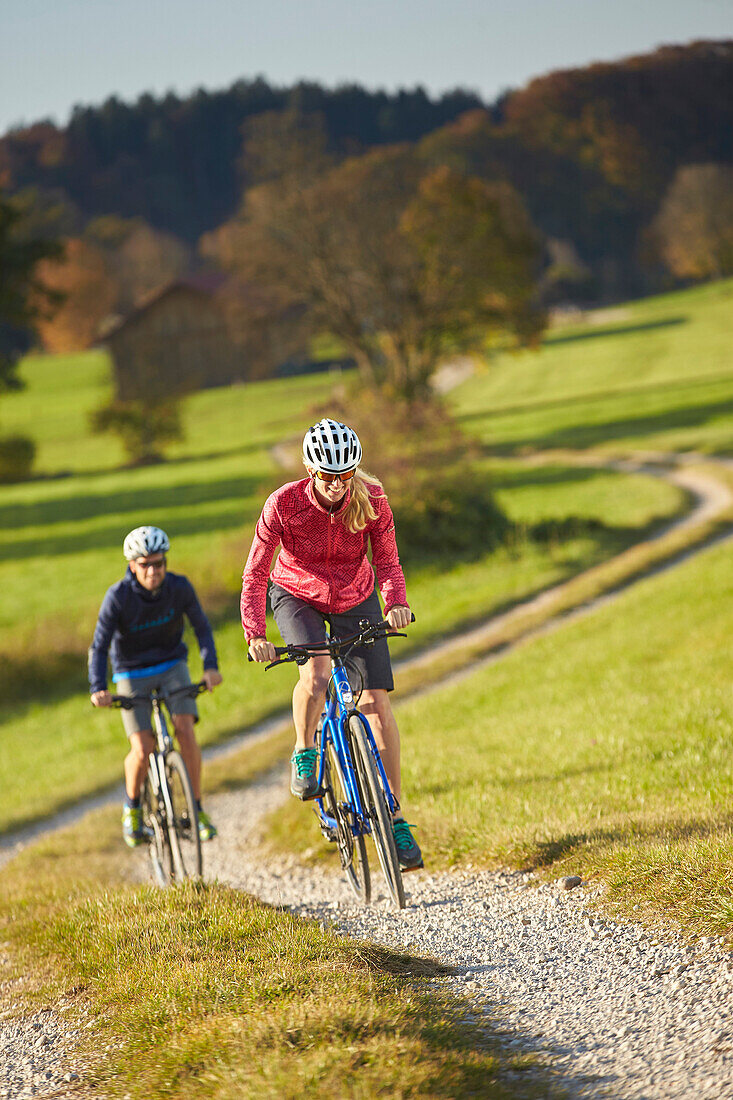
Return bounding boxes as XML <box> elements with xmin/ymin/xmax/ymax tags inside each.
<box><xmin>1</xmin><ymin>39</ymin><xmax>732</xmax><ymax>358</ymax></box>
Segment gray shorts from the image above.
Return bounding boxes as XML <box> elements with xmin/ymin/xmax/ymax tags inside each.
<box><xmin>269</xmin><ymin>583</ymin><xmax>394</xmax><ymax>693</ymax></box>
<box><xmin>114</xmin><ymin>661</ymin><xmax>198</xmax><ymax>737</ymax></box>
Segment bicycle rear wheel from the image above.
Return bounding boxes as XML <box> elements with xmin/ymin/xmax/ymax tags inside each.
<box><xmin>350</xmin><ymin>716</ymin><xmax>405</xmax><ymax>910</ymax></box>
<box><xmin>142</xmin><ymin>768</ymin><xmax>169</xmax><ymax>887</ymax></box>
<box><xmin>165</xmin><ymin>751</ymin><xmax>202</xmax><ymax>881</ymax></box>
<box><xmin>320</xmin><ymin>731</ymin><xmax>370</xmax><ymax>904</ymax></box>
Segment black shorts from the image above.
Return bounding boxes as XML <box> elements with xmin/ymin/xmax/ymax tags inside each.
<box><xmin>269</xmin><ymin>583</ymin><xmax>394</xmax><ymax>693</ymax></box>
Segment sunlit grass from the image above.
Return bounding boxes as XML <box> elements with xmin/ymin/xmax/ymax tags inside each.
<box><xmin>0</xmin><ymin>809</ymin><xmax>535</xmax><ymax>1100</ymax></box>
<box><xmin>393</xmin><ymin>535</ymin><xmax>733</xmax><ymax>936</ymax></box>
<box><xmin>451</xmin><ymin>278</ymin><xmax>733</xmax><ymax>455</ymax></box>
<box><xmin>0</xmin><ymin>460</ymin><xmax>684</xmax><ymax>835</ymax></box>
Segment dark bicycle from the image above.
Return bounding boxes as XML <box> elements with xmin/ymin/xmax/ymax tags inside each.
<box><xmin>111</xmin><ymin>681</ymin><xmax>208</xmax><ymax>886</ymax></box>
<box><xmin>261</xmin><ymin>618</ymin><xmax>412</xmax><ymax>910</ymax></box>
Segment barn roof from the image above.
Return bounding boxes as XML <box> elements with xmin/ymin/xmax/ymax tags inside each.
<box><xmin>98</xmin><ymin>271</ymin><xmax>229</xmax><ymax>342</ymax></box>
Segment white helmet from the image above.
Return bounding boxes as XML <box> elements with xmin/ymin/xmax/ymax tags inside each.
<box><xmin>123</xmin><ymin>525</ymin><xmax>170</xmax><ymax>560</ymax></box>
<box><xmin>303</xmin><ymin>418</ymin><xmax>362</xmax><ymax>473</ymax></box>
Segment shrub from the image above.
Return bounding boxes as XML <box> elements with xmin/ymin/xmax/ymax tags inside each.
<box><xmin>0</xmin><ymin>434</ymin><xmax>35</xmax><ymax>482</ymax></box>
<box><xmin>90</xmin><ymin>398</ymin><xmax>183</xmax><ymax>465</ymax></box>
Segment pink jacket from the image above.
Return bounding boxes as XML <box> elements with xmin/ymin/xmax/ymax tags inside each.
<box><xmin>240</xmin><ymin>477</ymin><xmax>408</xmax><ymax>640</ymax></box>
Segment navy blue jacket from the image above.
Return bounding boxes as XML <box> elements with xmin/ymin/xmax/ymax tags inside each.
<box><xmin>88</xmin><ymin>569</ymin><xmax>218</xmax><ymax>693</ymax></box>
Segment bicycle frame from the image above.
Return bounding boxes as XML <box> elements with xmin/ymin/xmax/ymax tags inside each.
<box><xmin>314</xmin><ymin>651</ymin><xmax>400</xmax><ymax>841</ymax></box>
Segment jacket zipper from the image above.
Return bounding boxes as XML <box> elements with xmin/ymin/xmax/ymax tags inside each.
<box><xmin>327</xmin><ymin>511</ymin><xmax>334</xmax><ymax>604</ymax></box>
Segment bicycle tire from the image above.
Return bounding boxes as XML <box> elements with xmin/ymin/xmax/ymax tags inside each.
<box><xmin>164</xmin><ymin>751</ymin><xmax>202</xmax><ymax>881</ymax></box>
<box><xmin>349</xmin><ymin>716</ymin><xmax>405</xmax><ymax>910</ymax></box>
<box><xmin>320</xmin><ymin>732</ymin><xmax>370</xmax><ymax>904</ymax></box>
<box><xmin>141</xmin><ymin>769</ymin><xmax>169</xmax><ymax>887</ymax></box>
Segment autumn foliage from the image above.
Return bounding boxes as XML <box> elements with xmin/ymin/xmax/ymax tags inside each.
<box><xmin>211</xmin><ymin>133</ymin><xmax>544</xmax><ymax>400</ymax></box>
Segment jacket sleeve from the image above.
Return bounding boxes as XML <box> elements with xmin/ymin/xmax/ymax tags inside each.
<box><xmin>182</xmin><ymin>579</ymin><xmax>218</xmax><ymax>670</ymax></box>
<box><xmin>369</xmin><ymin>494</ymin><xmax>408</xmax><ymax>614</ymax></box>
<box><xmin>240</xmin><ymin>494</ymin><xmax>284</xmax><ymax>640</ymax></box>
<box><xmin>88</xmin><ymin>588</ymin><xmax>120</xmax><ymax>693</ymax></box>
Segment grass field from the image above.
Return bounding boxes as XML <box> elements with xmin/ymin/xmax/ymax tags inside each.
<box><xmin>0</xmin><ymin>322</ymin><xmax>691</xmax><ymax>832</ymax></box>
<box><xmin>451</xmin><ymin>279</ymin><xmax>733</xmax><ymax>455</ymax></box>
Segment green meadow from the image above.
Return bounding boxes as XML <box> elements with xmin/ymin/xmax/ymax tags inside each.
<box><xmin>394</xmin><ymin>532</ymin><xmax>733</xmax><ymax>935</ymax></box>
<box><xmin>451</xmin><ymin>279</ymin><xmax>733</xmax><ymax>455</ymax></box>
<box><xmin>1</xmin><ymin>289</ymin><xmax>704</xmax><ymax>833</ymax></box>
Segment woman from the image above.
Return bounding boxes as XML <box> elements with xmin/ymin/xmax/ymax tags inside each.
<box><xmin>242</xmin><ymin>417</ymin><xmax>422</xmax><ymax>870</ymax></box>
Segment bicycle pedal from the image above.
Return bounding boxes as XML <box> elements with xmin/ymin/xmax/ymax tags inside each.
<box><xmin>400</xmin><ymin>860</ymin><xmax>424</xmax><ymax>873</ymax></box>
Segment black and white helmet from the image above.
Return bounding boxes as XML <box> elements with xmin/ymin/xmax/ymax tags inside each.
<box><xmin>302</xmin><ymin>418</ymin><xmax>362</xmax><ymax>473</ymax></box>
<box><xmin>123</xmin><ymin>525</ymin><xmax>170</xmax><ymax>560</ymax></box>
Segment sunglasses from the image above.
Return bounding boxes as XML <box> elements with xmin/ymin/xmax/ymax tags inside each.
<box><xmin>135</xmin><ymin>556</ymin><xmax>167</xmax><ymax>571</ymax></box>
<box><xmin>314</xmin><ymin>469</ymin><xmax>356</xmax><ymax>485</ymax></box>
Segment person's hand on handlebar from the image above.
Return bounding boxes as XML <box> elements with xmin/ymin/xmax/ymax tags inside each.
<box><xmin>386</xmin><ymin>605</ymin><xmax>412</xmax><ymax>630</ymax></box>
<box><xmin>91</xmin><ymin>689</ymin><xmax>112</xmax><ymax>707</ymax></box>
<box><xmin>249</xmin><ymin>636</ymin><xmax>277</xmax><ymax>663</ymax></box>
<box><xmin>202</xmin><ymin>668</ymin><xmax>223</xmax><ymax>692</ymax></box>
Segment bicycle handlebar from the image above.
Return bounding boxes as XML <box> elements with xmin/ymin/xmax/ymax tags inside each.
<box><xmin>249</xmin><ymin>614</ymin><xmax>415</xmax><ymax>671</ymax></box>
<box><xmin>108</xmin><ymin>680</ymin><xmax>209</xmax><ymax>710</ymax></box>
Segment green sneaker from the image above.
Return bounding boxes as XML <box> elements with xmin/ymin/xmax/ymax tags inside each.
<box><xmin>290</xmin><ymin>748</ymin><xmax>319</xmax><ymax>800</ymax></box>
<box><xmin>392</xmin><ymin>819</ymin><xmax>423</xmax><ymax>871</ymax></box>
<box><xmin>197</xmin><ymin>809</ymin><xmax>218</xmax><ymax>841</ymax></box>
<box><xmin>122</xmin><ymin>804</ymin><xmax>152</xmax><ymax>849</ymax></box>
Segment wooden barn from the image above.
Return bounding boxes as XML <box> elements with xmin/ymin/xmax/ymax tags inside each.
<box><xmin>100</xmin><ymin>273</ymin><xmax>304</xmax><ymax>401</ymax></box>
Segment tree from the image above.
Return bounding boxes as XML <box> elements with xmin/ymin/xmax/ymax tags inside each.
<box><xmin>219</xmin><ymin>139</ymin><xmax>544</xmax><ymax>400</ymax></box>
<box><xmin>0</xmin><ymin>191</ymin><xmax>61</xmax><ymax>388</ymax></box>
<box><xmin>85</xmin><ymin>215</ymin><xmax>191</xmax><ymax>313</ymax></box>
<box><xmin>34</xmin><ymin>236</ymin><xmax>118</xmax><ymax>352</ymax></box>
<box><xmin>651</xmin><ymin>164</ymin><xmax>733</xmax><ymax>280</ymax></box>
<box><xmin>0</xmin><ymin>190</ymin><xmax>62</xmax><ymax>479</ymax></box>
<box><xmin>89</xmin><ymin>398</ymin><xmax>183</xmax><ymax>465</ymax></box>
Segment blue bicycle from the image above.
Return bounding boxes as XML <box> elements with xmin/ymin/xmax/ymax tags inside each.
<box><xmin>265</xmin><ymin>617</ymin><xmax>410</xmax><ymax>909</ymax></box>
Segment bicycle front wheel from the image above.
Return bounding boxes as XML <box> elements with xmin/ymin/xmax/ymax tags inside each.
<box><xmin>350</xmin><ymin>716</ymin><xmax>405</xmax><ymax>910</ymax></box>
<box><xmin>142</xmin><ymin>769</ymin><xmax>170</xmax><ymax>887</ymax></box>
<box><xmin>165</xmin><ymin>751</ymin><xmax>202</xmax><ymax>881</ymax></box>
<box><xmin>320</xmin><ymin>733</ymin><xmax>370</xmax><ymax>904</ymax></box>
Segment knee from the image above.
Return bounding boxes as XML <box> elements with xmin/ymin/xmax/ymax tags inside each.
<box><xmin>360</xmin><ymin>690</ymin><xmax>391</xmax><ymax>721</ymax></box>
<box><xmin>129</xmin><ymin>737</ymin><xmax>153</xmax><ymax>767</ymax></box>
<box><xmin>301</xmin><ymin>670</ymin><xmax>330</xmax><ymax>700</ymax></box>
<box><xmin>174</xmin><ymin>717</ymin><xmax>196</xmax><ymax>745</ymax></box>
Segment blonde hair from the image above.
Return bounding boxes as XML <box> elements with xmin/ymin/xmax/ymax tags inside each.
<box><xmin>306</xmin><ymin>465</ymin><xmax>383</xmax><ymax>533</ymax></box>
<box><xmin>343</xmin><ymin>469</ymin><xmax>382</xmax><ymax>533</ymax></box>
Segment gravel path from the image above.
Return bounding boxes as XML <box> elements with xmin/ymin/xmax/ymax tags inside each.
<box><xmin>0</xmin><ymin>947</ymin><xmax>90</xmax><ymax>1100</ymax></box>
<box><xmin>203</xmin><ymin>770</ymin><xmax>733</xmax><ymax>1100</ymax></box>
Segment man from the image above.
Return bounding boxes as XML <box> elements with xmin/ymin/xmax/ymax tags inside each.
<box><xmin>89</xmin><ymin>525</ymin><xmax>222</xmax><ymax>847</ymax></box>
